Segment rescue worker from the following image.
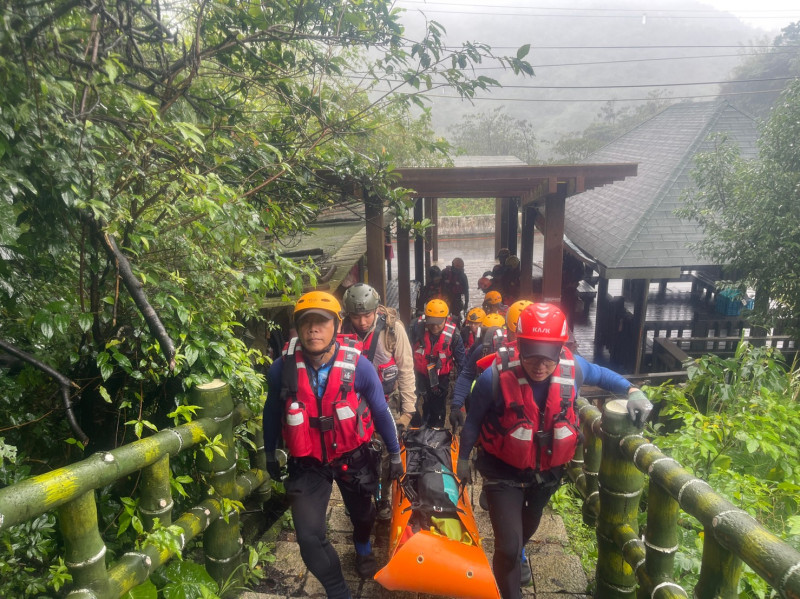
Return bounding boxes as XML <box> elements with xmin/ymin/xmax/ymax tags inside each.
<box><xmin>502</xmin><ymin>255</ymin><xmax>521</xmax><ymax>304</ymax></box>
<box><xmin>455</xmin><ymin>303</ymin><xmax>653</xmax><ymax>599</ymax></box>
<box><xmin>410</xmin><ymin>298</ymin><xmax>466</xmax><ymax>428</ymax></box>
<box><xmin>449</xmin><ymin>312</ymin><xmax>506</xmax><ymax>431</ymax></box>
<box><xmin>442</xmin><ymin>257</ymin><xmax>470</xmax><ymax>324</ymax></box>
<box><xmin>461</xmin><ymin>306</ymin><xmax>486</xmax><ymax>353</ymax></box>
<box><xmin>263</xmin><ymin>291</ymin><xmax>404</xmax><ymax>597</ymax></box>
<box><xmin>341</xmin><ymin>283</ymin><xmax>416</xmax><ymax>519</ymax></box>
<box><xmin>483</xmin><ymin>290</ymin><xmax>508</xmax><ymax>316</ymax></box>
<box><xmin>415</xmin><ymin>265</ymin><xmax>446</xmax><ymax>316</ymax></box>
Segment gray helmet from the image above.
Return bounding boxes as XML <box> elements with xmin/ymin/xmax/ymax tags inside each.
<box><xmin>343</xmin><ymin>283</ymin><xmax>380</xmax><ymax>314</ymax></box>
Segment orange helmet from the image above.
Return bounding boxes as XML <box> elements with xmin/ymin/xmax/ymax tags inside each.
<box><xmin>516</xmin><ymin>303</ymin><xmax>568</xmax><ymax>362</ymax></box>
<box><xmin>424</xmin><ymin>299</ymin><xmax>449</xmax><ymax>324</ymax></box>
<box><xmin>506</xmin><ymin>300</ymin><xmax>533</xmax><ymax>333</ymax></box>
<box><xmin>481</xmin><ymin>313</ymin><xmax>506</xmax><ymax>329</ymax></box>
<box><xmin>293</xmin><ymin>291</ymin><xmax>343</xmax><ymax>325</ymax></box>
<box><xmin>484</xmin><ymin>290</ymin><xmax>503</xmax><ymax>305</ymax></box>
<box><xmin>466</xmin><ymin>307</ymin><xmax>486</xmax><ymax>324</ymax></box>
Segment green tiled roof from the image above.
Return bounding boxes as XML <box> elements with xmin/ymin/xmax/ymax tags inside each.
<box><xmin>564</xmin><ymin>101</ymin><xmax>758</xmax><ymax>279</ymax></box>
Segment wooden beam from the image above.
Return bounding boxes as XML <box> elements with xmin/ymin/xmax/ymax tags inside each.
<box><xmin>424</xmin><ymin>197</ymin><xmax>433</xmax><ymax>273</ymax></box>
<box><xmin>632</xmin><ymin>278</ymin><xmax>651</xmax><ymax>374</ymax></box>
<box><xmin>414</xmin><ymin>198</ymin><xmax>424</xmax><ymax>282</ymax></box>
<box><xmin>594</xmin><ymin>276</ymin><xmax>610</xmax><ymax>358</ymax></box>
<box><xmin>520</xmin><ymin>202</ymin><xmax>536</xmax><ymax>297</ymax></box>
<box><xmin>507</xmin><ymin>197</ymin><xmax>519</xmax><ymax>256</ymax></box>
<box><xmin>495</xmin><ymin>197</ymin><xmax>503</xmax><ymax>257</ymax></box>
<box><xmin>364</xmin><ymin>193</ymin><xmax>386</xmax><ymax>303</ymax></box>
<box><xmin>431</xmin><ymin>197</ymin><xmax>439</xmax><ymax>263</ymax></box>
<box><xmin>397</xmin><ymin>220</ymin><xmax>411</xmax><ymax>324</ymax></box>
<box><xmin>542</xmin><ymin>183</ymin><xmax>567</xmax><ymax>303</ymax></box>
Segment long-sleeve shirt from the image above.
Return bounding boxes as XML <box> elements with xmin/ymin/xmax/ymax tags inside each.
<box><xmin>263</xmin><ymin>344</ymin><xmax>401</xmax><ymax>456</ymax></box>
<box><xmin>341</xmin><ymin>306</ymin><xmax>416</xmax><ymax>422</ymax></box>
<box><xmin>451</xmin><ymin>341</ymin><xmax>489</xmax><ymax>408</ymax></box>
<box><xmin>458</xmin><ymin>354</ymin><xmax>631</xmax><ymax>461</ymax></box>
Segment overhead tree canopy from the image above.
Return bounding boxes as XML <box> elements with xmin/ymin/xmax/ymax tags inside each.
<box><xmin>447</xmin><ymin>106</ymin><xmax>538</xmax><ymax>164</ymax></box>
<box><xmin>0</xmin><ymin>0</ymin><xmax>532</xmax><ymax>459</ymax></box>
<box><xmin>679</xmin><ymin>80</ymin><xmax>800</xmax><ymax>338</ymax></box>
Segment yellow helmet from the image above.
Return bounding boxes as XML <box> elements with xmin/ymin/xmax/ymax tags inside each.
<box><xmin>466</xmin><ymin>307</ymin><xmax>486</xmax><ymax>324</ymax></box>
<box><xmin>481</xmin><ymin>313</ymin><xmax>506</xmax><ymax>329</ymax></box>
<box><xmin>293</xmin><ymin>291</ymin><xmax>342</xmax><ymax>325</ymax></box>
<box><xmin>506</xmin><ymin>300</ymin><xmax>533</xmax><ymax>333</ymax></box>
<box><xmin>424</xmin><ymin>299</ymin><xmax>449</xmax><ymax>324</ymax></box>
<box><xmin>484</xmin><ymin>290</ymin><xmax>503</xmax><ymax>305</ymax></box>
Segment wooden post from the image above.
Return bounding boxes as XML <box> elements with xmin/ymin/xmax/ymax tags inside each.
<box><xmin>397</xmin><ymin>219</ymin><xmax>411</xmax><ymax>323</ymax></box>
<box><xmin>596</xmin><ymin>400</ymin><xmax>643</xmax><ymax>599</ymax></box>
<box><xmin>192</xmin><ymin>380</ymin><xmax>242</xmax><ymax>590</ymax></box>
<box><xmin>594</xmin><ymin>276</ymin><xmax>610</xmax><ymax>358</ymax></box>
<box><xmin>520</xmin><ymin>203</ymin><xmax>536</xmax><ymax>297</ymax></box>
<box><xmin>385</xmin><ymin>226</ymin><xmax>392</xmax><ymax>281</ymax></box>
<box><xmin>58</xmin><ymin>490</ymin><xmax>110</xmax><ymax>597</ymax></box>
<box><xmin>414</xmin><ymin>198</ymin><xmax>424</xmax><ymax>283</ymax></box>
<box><xmin>365</xmin><ymin>192</ymin><xmax>387</xmax><ymax>303</ymax></box>
<box><xmin>431</xmin><ymin>197</ymin><xmax>439</xmax><ymax>263</ymax></box>
<box><xmin>424</xmin><ymin>197</ymin><xmax>433</xmax><ymax>272</ymax></box>
<box><xmin>495</xmin><ymin>197</ymin><xmax>504</xmax><ymax>257</ymax></box>
<box><xmin>507</xmin><ymin>197</ymin><xmax>519</xmax><ymax>256</ymax></box>
<box><xmin>632</xmin><ymin>278</ymin><xmax>650</xmax><ymax>374</ymax></box>
<box><xmin>542</xmin><ymin>182</ymin><xmax>566</xmax><ymax>303</ymax></box>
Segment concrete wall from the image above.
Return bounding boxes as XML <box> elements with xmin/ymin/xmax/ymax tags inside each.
<box><xmin>436</xmin><ymin>214</ymin><xmax>496</xmax><ymax>236</ymax></box>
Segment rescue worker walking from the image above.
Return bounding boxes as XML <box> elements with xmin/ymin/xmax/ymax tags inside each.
<box><xmin>455</xmin><ymin>303</ymin><xmax>653</xmax><ymax>599</ymax></box>
<box><xmin>461</xmin><ymin>306</ymin><xmax>486</xmax><ymax>353</ymax></box>
<box><xmin>341</xmin><ymin>283</ymin><xmax>416</xmax><ymax>518</ymax></box>
<box><xmin>262</xmin><ymin>291</ymin><xmax>404</xmax><ymax>598</ymax></box>
<box><xmin>449</xmin><ymin>312</ymin><xmax>506</xmax><ymax>431</ymax></box>
<box><xmin>483</xmin><ymin>290</ymin><xmax>508</xmax><ymax>316</ymax></box>
<box><xmin>410</xmin><ymin>298</ymin><xmax>466</xmax><ymax>428</ymax></box>
<box><xmin>442</xmin><ymin>257</ymin><xmax>470</xmax><ymax>324</ymax></box>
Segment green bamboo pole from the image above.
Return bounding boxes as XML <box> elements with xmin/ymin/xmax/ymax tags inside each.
<box><xmin>695</xmin><ymin>532</ymin><xmax>742</xmax><ymax>599</ymax></box>
<box><xmin>620</xmin><ymin>435</ymin><xmax>800</xmax><ymax>599</ymax></box>
<box><xmin>140</xmin><ymin>455</ymin><xmax>173</xmax><ymax>530</ymax></box>
<box><xmin>58</xmin><ymin>490</ymin><xmax>110</xmax><ymax>597</ymax></box>
<box><xmin>247</xmin><ymin>416</ymin><xmax>272</xmax><ymax>505</ymax></box>
<box><xmin>192</xmin><ymin>380</ymin><xmax>243</xmax><ymax>592</ymax></box>
<box><xmin>65</xmin><ymin>469</ymin><xmax>267</xmax><ymax>599</ymax></box>
<box><xmin>643</xmin><ymin>479</ymin><xmax>681</xmax><ymax>596</ymax></box>
<box><xmin>578</xmin><ymin>397</ymin><xmax>603</xmax><ymax>525</ymax></box>
<box><xmin>596</xmin><ymin>399</ymin><xmax>644</xmax><ymax>599</ymax></box>
<box><xmin>0</xmin><ymin>419</ymin><xmax>217</xmax><ymax>531</ymax></box>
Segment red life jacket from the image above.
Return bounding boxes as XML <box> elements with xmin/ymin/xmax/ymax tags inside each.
<box><xmin>462</xmin><ymin>326</ymin><xmax>478</xmax><ymax>353</ymax></box>
<box><xmin>280</xmin><ymin>335</ymin><xmax>374</xmax><ymax>464</ymax></box>
<box><xmin>360</xmin><ymin>314</ymin><xmax>398</xmax><ymax>398</ymax></box>
<box><xmin>413</xmin><ymin>317</ymin><xmax>457</xmax><ymax>377</ymax></box>
<box><xmin>479</xmin><ymin>347</ymin><xmax>579</xmax><ymax>471</ymax></box>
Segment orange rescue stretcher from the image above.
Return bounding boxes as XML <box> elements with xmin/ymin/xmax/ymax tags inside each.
<box><xmin>374</xmin><ymin>428</ymin><xmax>500</xmax><ymax>598</ymax></box>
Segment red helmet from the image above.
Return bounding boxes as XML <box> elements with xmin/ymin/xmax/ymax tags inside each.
<box><xmin>516</xmin><ymin>303</ymin><xmax>568</xmax><ymax>362</ymax></box>
<box><xmin>516</xmin><ymin>303</ymin><xmax>569</xmax><ymax>343</ymax></box>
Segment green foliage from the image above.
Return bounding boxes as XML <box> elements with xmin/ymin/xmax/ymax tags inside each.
<box><xmin>679</xmin><ymin>80</ymin><xmax>800</xmax><ymax>339</ymax></box>
<box><xmin>153</xmin><ymin>560</ymin><xmax>219</xmax><ymax>599</ymax></box>
<box><xmin>551</xmin><ymin>486</ymin><xmax>597</xmax><ymax>579</ymax></box>
<box><xmin>438</xmin><ymin>198</ymin><xmax>495</xmax><ymax>217</ymax></box>
<box><xmin>0</xmin><ymin>513</ymin><xmax>65</xmax><ymax>597</ymax></box>
<box><xmin>447</xmin><ymin>107</ymin><xmax>539</xmax><ymax>164</ymax></box>
<box><xmin>646</xmin><ymin>341</ymin><xmax>800</xmax><ymax>592</ymax></box>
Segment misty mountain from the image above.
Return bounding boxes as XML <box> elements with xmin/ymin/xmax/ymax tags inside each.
<box><xmin>396</xmin><ymin>0</ymin><xmax>777</xmax><ymax>153</ymax></box>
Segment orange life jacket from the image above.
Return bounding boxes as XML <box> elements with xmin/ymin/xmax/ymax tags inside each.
<box><xmin>281</xmin><ymin>335</ymin><xmax>374</xmax><ymax>463</ymax></box>
<box><xmin>479</xmin><ymin>347</ymin><xmax>579</xmax><ymax>471</ymax></box>
<box><xmin>413</xmin><ymin>317</ymin><xmax>457</xmax><ymax>378</ymax></box>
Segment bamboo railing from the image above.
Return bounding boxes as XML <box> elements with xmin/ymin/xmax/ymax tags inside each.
<box><xmin>566</xmin><ymin>397</ymin><xmax>800</xmax><ymax>599</ymax></box>
<box><xmin>0</xmin><ymin>380</ymin><xmax>274</xmax><ymax>598</ymax></box>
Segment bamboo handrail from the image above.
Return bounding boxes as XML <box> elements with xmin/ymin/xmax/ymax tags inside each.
<box><xmin>567</xmin><ymin>397</ymin><xmax>800</xmax><ymax>599</ymax></box>
<box><xmin>0</xmin><ymin>380</ymin><xmax>273</xmax><ymax>599</ymax></box>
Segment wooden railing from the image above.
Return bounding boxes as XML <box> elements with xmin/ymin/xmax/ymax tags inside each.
<box><xmin>0</xmin><ymin>381</ymin><xmax>272</xmax><ymax>598</ymax></box>
<box><xmin>566</xmin><ymin>398</ymin><xmax>800</xmax><ymax>599</ymax></box>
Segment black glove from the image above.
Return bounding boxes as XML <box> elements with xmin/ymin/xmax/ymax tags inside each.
<box><xmin>456</xmin><ymin>457</ymin><xmax>472</xmax><ymax>486</ymax></box>
<box><xmin>626</xmin><ymin>390</ymin><xmax>653</xmax><ymax>428</ymax></box>
<box><xmin>389</xmin><ymin>453</ymin><xmax>404</xmax><ymax>480</ymax></box>
<box><xmin>265</xmin><ymin>452</ymin><xmax>282</xmax><ymax>481</ymax></box>
<box><xmin>449</xmin><ymin>406</ymin><xmax>466</xmax><ymax>431</ymax></box>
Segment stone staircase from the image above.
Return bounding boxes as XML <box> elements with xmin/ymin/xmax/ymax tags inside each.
<box><xmin>238</xmin><ymin>479</ymin><xmax>590</xmax><ymax>599</ymax></box>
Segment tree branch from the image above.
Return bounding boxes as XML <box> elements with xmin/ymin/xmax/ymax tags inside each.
<box><xmin>0</xmin><ymin>339</ymin><xmax>88</xmax><ymax>445</ymax></box>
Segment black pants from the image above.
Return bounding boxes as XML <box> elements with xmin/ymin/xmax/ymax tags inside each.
<box><xmin>285</xmin><ymin>447</ymin><xmax>378</xmax><ymax>599</ymax></box>
<box><xmin>484</xmin><ymin>478</ymin><xmax>560</xmax><ymax>599</ymax></box>
<box><xmin>415</xmin><ymin>373</ymin><xmax>448</xmax><ymax>428</ymax></box>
